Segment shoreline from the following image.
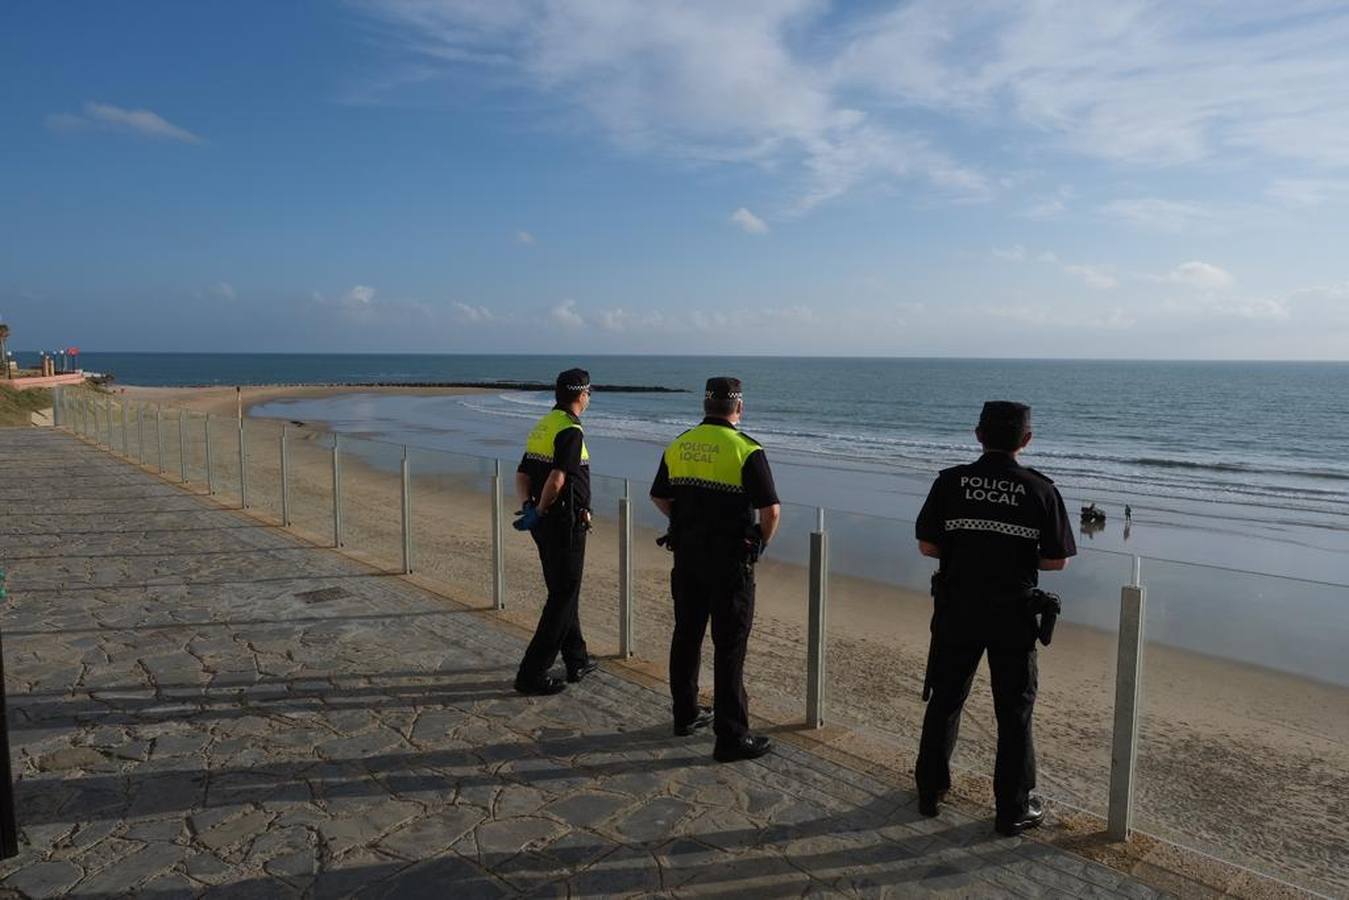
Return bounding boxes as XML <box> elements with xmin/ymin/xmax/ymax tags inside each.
<box><xmin>116</xmin><ymin>383</ymin><xmax>495</xmax><ymax>420</ymax></box>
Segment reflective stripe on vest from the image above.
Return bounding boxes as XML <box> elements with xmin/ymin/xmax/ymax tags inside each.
<box><xmin>524</xmin><ymin>409</ymin><xmax>589</xmax><ymax>465</ymax></box>
<box><xmin>663</xmin><ymin>423</ymin><xmax>759</xmax><ymax>493</ymax></box>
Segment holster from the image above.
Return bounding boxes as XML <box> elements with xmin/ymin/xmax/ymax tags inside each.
<box><xmin>1024</xmin><ymin>588</ymin><xmax>1062</xmax><ymax>646</ymax></box>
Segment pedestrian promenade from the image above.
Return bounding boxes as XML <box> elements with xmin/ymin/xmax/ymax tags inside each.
<box><xmin>0</xmin><ymin>428</ymin><xmax>1166</xmax><ymax>897</ymax></box>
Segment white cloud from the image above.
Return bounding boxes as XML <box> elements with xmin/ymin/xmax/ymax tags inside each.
<box><xmin>1100</xmin><ymin>197</ymin><xmax>1215</xmax><ymax>233</ymax></box>
<box><xmin>996</xmin><ymin>245</ymin><xmax>1116</xmax><ymax>288</ymax></box>
<box><xmin>46</xmin><ymin>101</ymin><xmax>202</xmax><ymax>143</ymax></box>
<box><xmin>1266</xmin><ymin>178</ymin><xmax>1349</xmax><ymax>208</ymax></box>
<box><xmin>1062</xmin><ymin>263</ymin><xmax>1118</xmax><ymax>290</ymax></box>
<box><xmin>452</xmin><ymin>301</ymin><xmax>493</xmax><ymax>323</ymax></box>
<box><xmin>208</xmin><ymin>282</ymin><xmax>236</xmax><ymax>302</ymax></box>
<box><xmin>834</xmin><ymin>3</ymin><xmax>1349</xmax><ymax>168</ymax></box>
<box><xmin>1020</xmin><ymin>186</ymin><xmax>1074</xmax><ymax>220</ymax></box>
<box><xmin>1165</xmin><ymin>261</ymin><xmax>1235</xmax><ymax>290</ymax></box>
<box><xmin>358</xmin><ymin>1</ymin><xmax>989</xmax><ymax>212</ymax></box>
<box><xmin>344</xmin><ymin>285</ymin><xmax>376</xmax><ymax>306</ymax></box>
<box><xmin>549</xmin><ymin>299</ymin><xmax>584</xmax><ymax>328</ymax></box>
<box><xmin>729</xmin><ymin>207</ymin><xmax>768</xmax><ymax>234</ymax></box>
<box><xmin>516</xmin><ymin>230</ymin><xmax>536</xmax><ymax>244</ymax></box>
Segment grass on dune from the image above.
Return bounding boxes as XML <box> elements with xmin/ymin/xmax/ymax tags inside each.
<box><xmin>0</xmin><ymin>383</ymin><xmax>54</xmax><ymax>427</ymax></box>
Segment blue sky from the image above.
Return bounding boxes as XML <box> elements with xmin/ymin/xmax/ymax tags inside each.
<box><xmin>3</xmin><ymin>1</ymin><xmax>1348</xmax><ymax>358</ymax></box>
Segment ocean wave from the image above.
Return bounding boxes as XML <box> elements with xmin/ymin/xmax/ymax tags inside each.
<box><xmin>456</xmin><ymin>394</ymin><xmax>1349</xmax><ymax>509</ymax></box>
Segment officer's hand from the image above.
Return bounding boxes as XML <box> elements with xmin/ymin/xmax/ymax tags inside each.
<box><xmin>512</xmin><ymin>502</ymin><xmax>542</xmax><ymax>531</ymax></box>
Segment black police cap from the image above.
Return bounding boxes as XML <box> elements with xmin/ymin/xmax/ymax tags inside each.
<box><xmin>979</xmin><ymin>401</ymin><xmax>1031</xmax><ymax>431</ymax></box>
<box><xmin>705</xmin><ymin>377</ymin><xmax>743</xmax><ymax>401</ymax></box>
<box><xmin>556</xmin><ymin>368</ymin><xmax>591</xmax><ymax>394</ymax></box>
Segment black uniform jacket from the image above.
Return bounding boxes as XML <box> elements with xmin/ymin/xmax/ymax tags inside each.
<box><xmin>916</xmin><ymin>452</ymin><xmax>1076</xmax><ymax>601</ymax></box>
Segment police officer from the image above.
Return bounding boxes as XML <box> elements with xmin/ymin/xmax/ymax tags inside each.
<box><xmin>650</xmin><ymin>377</ymin><xmax>781</xmax><ymax>762</ymax></box>
<box><xmin>512</xmin><ymin>368</ymin><xmax>598</xmax><ymax>695</ymax></box>
<box><xmin>913</xmin><ymin>401</ymin><xmax>1076</xmax><ymax>835</ymax></box>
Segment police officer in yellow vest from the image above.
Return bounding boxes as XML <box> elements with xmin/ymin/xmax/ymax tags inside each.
<box><xmin>512</xmin><ymin>368</ymin><xmax>598</xmax><ymax>695</ymax></box>
<box><xmin>650</xmin><ymin>377</ymin><xmax>781</xmax><ymax>761</ymax></box>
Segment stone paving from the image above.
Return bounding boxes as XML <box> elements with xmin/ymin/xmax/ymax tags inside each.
<box><xmin>0</xmin><ymin>428</ymin><xmax>1169</xmax><ymax>898</ymax></box>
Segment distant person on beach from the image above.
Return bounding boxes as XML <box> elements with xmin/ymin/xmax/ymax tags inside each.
<box><xmin>650</xmin><ymin>377</ymin><xmax>781</xmax><ymax>762</ymax></box>
<box><xmin>914</xmin><ymin>401</ymin><xmax>1076</xmax><ymax>835</ymax></box>
<box><xmin>511</xmin><ymin>368</ymin><xmax>598</xmax><ymax>695</ymax></box>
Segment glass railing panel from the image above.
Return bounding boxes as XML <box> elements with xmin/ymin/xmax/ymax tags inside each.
<box><xmin>624</xmin><ymin>496</ymin><xmax>811</xmax><ymax>728</ymax></box>
<box><xmin>142</xmin><ymin>405</ymin><xmax>164</xmax><ymax>472</ymax></box>
<box><xmin>161</xmin><ymin>408</ymin><xmax>185</xmax><ymax>483</ymax></box>
<box><xmin>108</xmin><ymin>398</ymin><xmax>125</xmax><ymax>455</ymax></box>
<box><xmin>243</xmin><ymin>418</ymin><xmax>285</xmax><ymax>523</ymax></box>
<box><xmin>502</xmin><ymin>459</ymin><xmax>548</xmax><ymax>622</ymax></box>
<box><xmin>822</xmin><ymin>507</ymin><xmax>1129</xmax><ymax>819</ymax></box>
<box><xmin>406</xmin><ymin>446</ymin><xmax>496</xmax><ymax>608</ymax></box>
<box><xmin>743</xmin><ymin>500</ymin><xmax>814</xmax><ymax>725</ymax></box>
<box><xmin>335</xmin><ymin>435</ymin><xmax>404</xmax><ymax>572</ymax></box>
<box><xmin>628</xmin><ymin>489</ymin><xmax>676</xmax><ymax>672</ymax></box>
<box><xmin>284</xmin><ymin>427</ymin><xmax>335</xmax><ymax>545</ymax></box>
<box><xmin>208</xmin><ymin>415</ymin><xmax>243</xmax><ymax>505</ymax></box>
<box><xmin>182</xmin><ymin>411</ymin><xmax>209</xmax><ymax>488</ymax></box>
<box><xmin>821</xmin><ymin>508</ymin><xmax>933</xmax><ymax>746</ymax></box>
<box><xmin>1137</xmin><ymin>558</ymin><xmax>1349</xmax><ymax>897</ymax></box>
<box><xmin>575</xmin><ymin>472</ymin><xmax>627</xmax><ymax>659</ymax></box>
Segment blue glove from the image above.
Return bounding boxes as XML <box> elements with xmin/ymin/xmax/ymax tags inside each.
<box><xmin>512</xmin><ymin>502</ymin><xmax>543</xmax><ymax>531</ymax></box>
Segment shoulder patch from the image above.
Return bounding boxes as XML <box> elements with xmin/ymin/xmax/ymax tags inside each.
<box><xmin>1023</xmin><ymin>466</ymin><xmax>1055</xmax><ymax>484</ymax></box>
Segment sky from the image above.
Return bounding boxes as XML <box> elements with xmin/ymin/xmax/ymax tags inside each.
<box><xmin>2</xmin><ymin>0</ymin><xmax>1348</xmax><ymax>359</ymax></box>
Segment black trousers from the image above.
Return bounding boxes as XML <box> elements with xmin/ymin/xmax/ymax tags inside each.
<box><xmin>517</xmin><ymin>520</ymin><xmax>589</xmax><ymax>681</ymax></box>
<box><xmin>669</xmin><ymin>550</ymin><xmax>755</xmax><ymax>742</ymax></box>
<box><xmin>914</xmin><ymin>626</ymin><xmax>1038</xmax><ymax>820</ymax></box>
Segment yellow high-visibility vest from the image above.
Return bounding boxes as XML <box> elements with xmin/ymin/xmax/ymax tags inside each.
<box><xmin>524</xmin><ymin>409</ymin><xmax>589</xmax><ymax>466</ymax></box>
<box><xmin>663</xmin><ymin>423</ymin><xmax>760</xmax><ymax>492</ymax></box>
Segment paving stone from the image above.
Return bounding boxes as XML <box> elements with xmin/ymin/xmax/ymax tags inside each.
<box><xmin>317</xmin><ymin>800</ymin><xmax>421</xmax><ymax>856</ymax></box>
<box><xmin>610</xmin><ymin>795</ymin><xmax>695</xmax><ymax>843</ymax></box>
<box><xmin>70</xmin><ymin>841</ymin><xmax>186</xmax><ymax>895</ymax></box>
<box><xmin>378</xmin><ymin>807</ymin><xmax>487</xmax><ymax>859</ymax></box>
<box><xmin>474</xmin><ymin>816</ymin><xmax>567</xmax><ymax>857</ymax></box>
<box><xmin>542</xmin><ymin>789</ymin><xmax>632</xmax><ymax>827</ymax></box>
<box><xmin>197</xmin><ymin>810</ymin><xmax>276</xmax><ymax>851</ymax></box>
<box><xmin>1</xmin><ymin>859</ymin><xmax>84</xmax><ymax>899</ymax></box>
<box><xmin>566</xmin><ymin>844</ymin><xmax>662</xmax><ymax>896</ymax></box>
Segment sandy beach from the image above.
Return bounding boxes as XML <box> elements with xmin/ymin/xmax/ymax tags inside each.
<box><xmin>103</xmin><ymin>383</ymin><xmax>1349</xmax><ymax>896</ymax></box>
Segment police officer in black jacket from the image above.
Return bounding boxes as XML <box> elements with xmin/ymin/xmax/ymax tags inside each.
<box><xmin>913</xmin><ymin>401</ymin><xmax>1076</xmax><ymax>835</ymax></box>
<box><xmin>650</xmin><ymin>377</ymin><xmax>782</xmax><ymax>762</ymax></box>
<box><xmin>511</xmin><ymin>368</ymin><xmax>598</xmax><ymax>695</ymax></box>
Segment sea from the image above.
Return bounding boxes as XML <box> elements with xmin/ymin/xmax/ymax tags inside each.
<box><xmin>67</xmin><ymin>351</ymin><xmax>1349</xmax><ymax>682</ymax></box>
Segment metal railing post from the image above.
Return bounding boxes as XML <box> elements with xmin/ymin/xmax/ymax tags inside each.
<box><xmin>806</xmin><ymin>507</ymin><xmax>829</xmax><ymax>728</ymax></box>
<box><xmin>401</xmin><ymin>446</ymin><xmax>412</xmax><ymax>575</ymax></box>
<box><xmin>618</xmin><ymin>480</ymin><xmax>634</xmax><ymax>658</ymax></box>
<box><xmin>121</xmin><ymin>401</ymin><xmax>128</xmax><ymax>456</ymax></box>
<box><xmin>238</xmin><ymin>417</ymin><xmax>248</xmax><ymax>509</ymax></box>
<box><xmin>205</xmin><ymin>414</ymin><xmax>215</xmax><ymax>494</ymax></box>
<box><xmin>491</xmin><ymin>459</ymin><xmax>505</xmax><ymax>609</ymax></box>
<box><xmin>137</xmin><ymin>404</ymin><xmax>145</xmax><ymax>463</ymax></box>
<box><xmin>280</xmin><ymin>426</ymin><xmax>291</xmax><ymax>527</ymax></box>
<box><xmin>104</xmin><ymin>395</ymin><xmax>111</xmax><ymax>446</ymax></box>
<box><xmin>1108</xmin><ymin>556</ymin><xmax>1147</xmax><ymax>841</ymax></box>
<box><xmin>155</xmin><ymin>405</ymin><xmax>164</xmax><ymax>473</ymax></box>
<box><xmin>178</xmin><ymin>411</ymin><xmax>187</xmax><ymax>482</ymax></box>
<box><xmin>52</xmin><ymin>387</ymin><xmax>63</xmax><ymax>428</ymax></box>
<box><xmin>332</xmin><ymin>434</ymin><xmax>343</xmax><ymax>547</ymax></box>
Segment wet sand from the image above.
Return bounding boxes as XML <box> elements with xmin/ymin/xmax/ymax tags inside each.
<box><xmin>113</xmin><ymin>384</ymin><xmax>1349</xmax><ymax>896</ymax></box>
